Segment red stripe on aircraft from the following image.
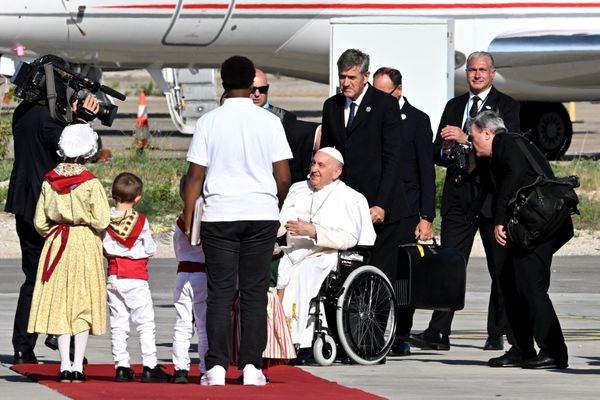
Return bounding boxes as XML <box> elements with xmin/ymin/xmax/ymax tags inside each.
<box><xmin>96</xmin><ymin>2</ymin><xmax>600</xmax><ymax>10</ymax></box>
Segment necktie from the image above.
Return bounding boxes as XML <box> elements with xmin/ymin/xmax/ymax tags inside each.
<box><xmin>469</xmin><ymin>96</ymin><xmax>480</xmax><ymax>119</ymax></box>
<box><xmin>347</xmin><ymin>102</ymin><xmax>356</xmax><ymax>129</ymax></box>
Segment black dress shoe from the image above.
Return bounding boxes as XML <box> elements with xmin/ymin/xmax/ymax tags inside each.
<box><xmin>71</xmin><ymin>371</ymin><xmax>87</xmax><ymax>383</ymax></box>
<box><xmin>57</xmin><ymin>370</ymin><xmax>72</xmax><ymax>383</ymax></box>
<box><xmin>484</xmin><ymin>335</ymin><xmax>504</xmax><ymax>351</ymax></box>
<box><xmin>115</xmin><ymin>366</ymin><xmax>135</xmax><ymax>382</ymax></box>
<box><xmin>172</xmin><ymin>369</ymin><xmax>188</xmax><ymax>384</ymax></box>
<box><xmin>521</xmin><ymin>354</ymin><xmax>568</xmax><ymax>369</ymax></box>
<box><xmin>45</xmin><ymin>335</ymin><xmax>59</xmax><ymax>351</ymax></box>
<box><xmin>488</xmin><ymin>347</ymin><xmax>522</xmax><ymax>367</ymax></box>
<box><xmin>13</xmin><ymin>351</ymin><xmax>38</xmax><ymax>364</ymax></box>
<box><xmin>389</xmin><ymin>339</ymin><xmax>411</xmax><ymax>356</ymax></box>
<box><xmin>409</xmin><ymin>331</ymin><xmax>450</xmax><ymax>351</ymax></box>
<box><xmin>141</xmin><ymin>365</ymin><xmax>172</xmax><ymax>383</ymax></box>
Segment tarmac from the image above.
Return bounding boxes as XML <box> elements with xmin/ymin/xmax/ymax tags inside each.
<box><xmin>1</xmin><ymin>256</ymin><xmax>599</xmax><ymax>399</ymax></box>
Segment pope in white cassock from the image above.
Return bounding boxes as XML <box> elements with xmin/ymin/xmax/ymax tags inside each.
<box><xmin>276</xmin><ymin>147</ymin><xmax>376</xmax><ymax>348</ymax></box>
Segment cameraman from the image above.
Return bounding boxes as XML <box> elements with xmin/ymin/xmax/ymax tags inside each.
<box><xmin>410</xmin><ymin>51</ymin><xmax>520</xmax><ymax>353</ymax></box>
<box><xmin>4</xmin><ymin>54</ymin><xmax>99</xmax><ymax>364</ymax></box>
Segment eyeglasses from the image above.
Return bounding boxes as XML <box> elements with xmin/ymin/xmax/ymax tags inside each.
<box><xmin>251</xmin><ymin>85</ymin><xmax>269</xmax><ymax>94</ymax></box>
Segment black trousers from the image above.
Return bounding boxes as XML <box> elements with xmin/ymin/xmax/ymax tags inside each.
<box><xmin>13</xmin><ymin>215</ymin><xmax>43</xmax><ymax>353</ymax></box>
<box><xmin>201</xmin><ymin>220</ymin><xmax>279</xmax><ymax>370</ymax></box>
<box><xmin>426</xmin><ymin>209</ymin><xmax>510</xmax><ymax>338</ymax></box>
<box><xmin>371</xmin><ymin>220</ymin><xmax>403</xmax><ymax>283</ymax></box>
<box><xmin>501</xmin><ymin>230</ymin><xmax>569</xmax><ymax>362</ymax></box>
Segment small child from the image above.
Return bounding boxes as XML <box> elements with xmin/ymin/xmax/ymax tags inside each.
<box><xmin>28</xmin><ymin>124</ymin><xmax>110</xmax><ymax>383</ymax></box>
<box><xmin>102</xmin><ymin>172</ymin><xmax>171</xmax><ymax>383</ymax></box>
<box><xmin>171</xmin><ymin>175</ymin><xmax>208</xmax><ymax>384</ymax></box>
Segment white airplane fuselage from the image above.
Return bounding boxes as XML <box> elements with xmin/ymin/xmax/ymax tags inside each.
<box><xmin>2</xmin><ymin>1</ymin><xmax>600</xmax><ymax>102</ymax></box>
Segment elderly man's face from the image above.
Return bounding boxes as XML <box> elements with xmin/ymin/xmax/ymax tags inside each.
<box><xmin>250</xmin><ymin>70</ymin><xmax>269</xmax><ymax>107</ymax></box>
<box><xmin>339</xmin><ymin>65</ymin><xmax>369</xmax><ymax>101</ymax></box>
<box><xmin>466</xmin><ymin>56</ymin><xmax>495</xmax><ymax>95</ymax></box>
<box><xmin>309</xmin><ymin>151</ymin><xmax>342</xmax><ymax>190</ymax></box>
<box><xmin>470</xmin><ymin>124</ymin><xmax>493</xmax><ymax>157</ymax></box>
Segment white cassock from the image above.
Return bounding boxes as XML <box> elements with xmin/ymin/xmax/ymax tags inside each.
<box><xmin>276</xmin><ymin>179</ymin><xmax>376</xmax><ymax>348</ymax></box>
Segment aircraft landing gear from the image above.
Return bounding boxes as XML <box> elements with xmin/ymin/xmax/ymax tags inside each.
<box><xmin>520</xmin><ymin>101</ymin><xmax>572</xmax><ymax>160</ymax></box>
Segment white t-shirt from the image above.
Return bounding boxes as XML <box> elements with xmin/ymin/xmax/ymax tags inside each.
<box><xmin>186</xmin><ymin>97</ymin><xmax>292</xmax><ymax>221</ymax></box>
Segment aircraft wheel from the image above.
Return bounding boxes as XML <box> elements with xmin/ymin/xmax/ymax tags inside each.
<box><xmin>521</xmin><ymin>102</ymin><xmax>572</xmax><ymax>160</ymax></box>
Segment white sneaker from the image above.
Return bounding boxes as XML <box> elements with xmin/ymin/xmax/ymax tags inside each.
<box><xmin>200</xmin><ymin>365</ymin><xmax>226</xmax><ymax>386</ymax></box>
<box><xmin>242</xmin><ymin>364</ymin><xmax>267</xmax><ymax>386</ymax></box>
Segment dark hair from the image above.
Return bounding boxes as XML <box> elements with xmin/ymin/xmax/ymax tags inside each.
<box><xmin>373</xmin><ymin>67</ymin><xmax>402</xmax><ymax>86</ymax></box>
<box><xmin>221</xmin><ymin>55</ymin><xmax>255</xmax><ymax>90</ymax></box>
<box><xmin>111</xmin><ymin>172</ymin><xmax>143</xmax><ymax>203</ymax></box>
<box><xmin>337</xmin><ymin>49</ymin><xmax>369</xmax><ymax>75</ymax></box>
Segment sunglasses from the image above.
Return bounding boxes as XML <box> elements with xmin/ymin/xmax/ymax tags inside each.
<box><xmin>251</xmin><ymin>85</ymin><xmax>269</xmax><ymax>94</ymax></box>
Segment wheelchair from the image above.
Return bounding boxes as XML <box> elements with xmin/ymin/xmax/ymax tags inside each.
<box><xmin>308</xmin><ymin>245</ymin><xmax>396</xmax><ymax>366</ymax></box>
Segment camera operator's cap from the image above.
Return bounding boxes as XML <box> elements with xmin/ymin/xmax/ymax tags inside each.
<box><xmin>317</xmin><ymin>147</ymin><xmax>344</xmax><ymax>165</ymax></box>
<box><xmin>57</xmin><ymin>124</ymin><xmax>99</xmax><ymax>159</ymax></box>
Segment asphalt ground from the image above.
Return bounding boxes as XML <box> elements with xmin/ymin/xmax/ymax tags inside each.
<box><xmin>0</xmin><ymin>256</ymin><xmax>599</xmax><ymax>399</ymax></box>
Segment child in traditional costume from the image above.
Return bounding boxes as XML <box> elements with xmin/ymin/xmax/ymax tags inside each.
<box><xmin>28</xmin><ymin>124</ymin><xmax>110</xmax><ymax>383</ymax></box>
<box><xmin>171</xmin><ymin>175</ymin><xmax>208</xmax><ymax>384</ymax></box>
<box><xmin>102</xmin><ymin>172</ymin><xmax>171</xmax><ymax>383</ymax></box>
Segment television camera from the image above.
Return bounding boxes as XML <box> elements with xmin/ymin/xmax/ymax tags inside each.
<box><xmin>10</xmin><ymin>57</ymin><xmax>126</xmax><ymax>127</ymax></box>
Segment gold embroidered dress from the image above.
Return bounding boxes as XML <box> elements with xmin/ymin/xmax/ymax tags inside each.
<box><xmin>28</xmin><ymin>163</ymin><xmax>110</xmax><ymax>336</ymax></box>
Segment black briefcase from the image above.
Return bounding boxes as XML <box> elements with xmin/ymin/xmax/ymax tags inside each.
<box><xmin>395</xmin><ymin>243</ymin><xmax>466</xmax><ymax>311</ymax></box>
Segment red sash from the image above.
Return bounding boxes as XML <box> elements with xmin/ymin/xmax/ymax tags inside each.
<box><xmin>106</xmin><ymin>256</ymin><xmax>149</xmax><ymax>280</ymax></box>
<box><xmin>106</xmin><ymin>213</ymin><xmax>147</xmax><ymax>249</ymax></box>
<box><xmin>45</xmin><ymin>169</ymin><xmax>96</xmax><ymax>194</ymax></box>
<box><xmin>42</xmin><ymin>224</ymin><xmax>70</xmax><ymax>282</ymax></box>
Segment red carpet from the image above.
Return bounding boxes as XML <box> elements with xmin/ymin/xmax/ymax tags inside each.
<box><xmin>11</xmin><ymin>363</ymin><xmax>385</xmax><ymax>400</ymax></box>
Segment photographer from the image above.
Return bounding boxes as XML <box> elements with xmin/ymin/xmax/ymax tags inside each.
<box><xmin>470</xmin><ymin>111</ymin><xmax>571</xmax><ymax>369</ymax></box>
<box><xmin>4</xmin><ymin>54</ymin><xmax>99</xmax><ymax>364</ymax></box>
<box><xmin>411</xmin><ymin>51</ymin><xmax>520</xmax><ymax>353</ymax></box>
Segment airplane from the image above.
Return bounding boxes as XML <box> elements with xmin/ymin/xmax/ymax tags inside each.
<box><xmin>2</xmin><ymin>0</ymin><xmax>600</xmax><ymax>159</ymax></box>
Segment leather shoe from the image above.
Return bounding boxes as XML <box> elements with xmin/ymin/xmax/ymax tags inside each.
<box><xmin>71</xmin><ymin>371</ymin><xmax>87</xmax><ymax>383</ymax></box>
<box><xmin>484</xmin><ymin>335</ymin><xmax>504</xmax><ymax>351</ymax></box>
<box><xmin>409</xmin><ymin>331</ymin><xmax>450</xmax><ymax>351</ymax></box>
<box><xmin>115</xmin><ymin>366</ymin><xmax>135</xmax><ymax>382</ymax></box>
<box><xmin>389</xmin><ymin>339</ymin><xmax>411</xmax><ymax>356</ymax></box>
<box><xmin>45</xmin><ymin>335</ymin><xmax>58</xmax><ymax>351</ymax></box>
<box><xmin>13</xmin><ymin>351</ymin><xmax>38</xmax><ymax>364</ymax></box>
<box><xmin>57</xmin><ymin>370</ymin><xmax>72</xmax><ymax>383</ymax></box>
<box><xmin>521</xmin><ymin>354</ymin><xmax>568</xmax><ymax>369</ymax></box>
<box><xmin>488</xmin><ymin>347</ymin><xmax>522</xmax><ymax>367</ymax></box>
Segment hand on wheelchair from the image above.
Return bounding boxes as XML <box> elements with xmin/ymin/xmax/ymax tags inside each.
<box><xmin>285</xmin><ymin>218</ymin><xmax>316</xmax><ymax>239</ymax></box>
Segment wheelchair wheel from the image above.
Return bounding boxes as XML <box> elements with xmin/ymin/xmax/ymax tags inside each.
<box><xmin>336</xmin><ymin>265</ymin><xmax>396</xmax><ymax>365</ymax></box>
<box><xmin>313</xmin><ymin>334</ymin><xmax>337</xmax><ymax>366</ymax></box>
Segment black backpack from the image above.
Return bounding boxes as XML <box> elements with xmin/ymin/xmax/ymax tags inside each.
<box><xmin>506</xmin><ymin>139</ymin><xmax>579</xmax><ymax>250</ymax></box>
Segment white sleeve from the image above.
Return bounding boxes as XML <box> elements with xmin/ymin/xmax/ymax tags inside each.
<box><xmin>270</xmin><ymin>118</ymin><xmax>293</xmax><ymax>162</ymax></box>
<box><xmin>186</xmin><ymin>117</ymin><xmax>209</xmax><ymax>166</ymax></box>
<box><xmin>141</xmin><ymin>219</ymin><xmax>157</xmax><ymax>257</ymax></box>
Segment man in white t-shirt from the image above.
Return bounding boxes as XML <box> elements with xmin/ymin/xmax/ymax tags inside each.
<box><xmin>183</xmin><ymin>55</ymin><xmax>292</xmax><ymax>386</ymax></box>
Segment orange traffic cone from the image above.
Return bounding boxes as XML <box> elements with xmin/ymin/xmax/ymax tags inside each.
<box><xmin>133</xmin><ymin>91</ymin><xmax>151</xmax><ymax>155</ymax></box>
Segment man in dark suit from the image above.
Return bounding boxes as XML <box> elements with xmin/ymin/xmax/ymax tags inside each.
<box><xmin>410</xmin><ymin>51</ymin><xmax>520</xmax><ymax>352</ymax></box>
<box><xmin>373</xmin><ymin>67</ymin><xmax>436</xmax><ymax>356</ymax></box>
<box><xmin>470</xmin><ymin>111</ymin><xmax>571</xmax><ymax>369</ymax></box>
<box><xmin>252</xmin><ymin>68</ymin><xmax>319</xmax><ymax>183</ymax></box>
<box><xmin>4</xmin><ymin>54</ymin><xmax>99</xmax><ymax>364</ymax></box>
<box><xmin>321</xmin><ymin>48</ymin><xmax>405</xmax><ymax>288</ymax></box>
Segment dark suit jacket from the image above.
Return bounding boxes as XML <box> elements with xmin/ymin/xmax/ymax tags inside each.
<box><xmin>285</xmin><ymin>119</ymin><xmax>318</xmax><ymax>183</ymax></box>
<box><xmin>433</xmin><ymin>86</ymin><xmax>520</xmax><ymax>220</ymax></box>
<box><xmin>321</xmin><ymin>84</ymin><xmax>406</xmax><ymax>222</ymax></box>
<box><xmin>400</xmin><ymin>98</ymin><xmax>436</xmax><ymax>219</ymax></box>
<box><xmin>5</xmin><ymin>101</ymin><xmax>65</xmax><ymax>225</ymax></box>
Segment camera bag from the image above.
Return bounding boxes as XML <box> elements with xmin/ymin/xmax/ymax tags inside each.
<box><xmin>506</xmin><ymin>139</ymin><xmax>579</xmax><ymax>250</ymax></box>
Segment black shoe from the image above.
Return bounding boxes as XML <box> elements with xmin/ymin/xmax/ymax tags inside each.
<box><xmin>71</xmin><ymin>371</ymin><xmax>87</xmax><ymax>383</ymax></box>
<box><xmin>13</xmin><ymin>351</ymin><xmax>38</xmax><ymax>364</ymax></box>
<box><xmin>57</xmin><ymin>370</ymin><xmax>72</xmax><ymax>383</ymax></box>
<box><xmin>115</xmin><ymin>366</ymin><xmax>135</xmax><ymax>382</ymax></box>
<box><xmin>488</xmin><ymin>346</ymin><xmax>522</xmax><ymax>367</ymax></box>
<box><xmin>141</xmin><ymin>365</ymin><xmax>172</xmax><ymax>383</ymax></box>
<box><xmin>484</xmin><ymin>335</ymin><xmax>504</xmax><ymax>351</ymax></box>
<box><xmin>45</xmin><ymin>335</ymin><xmax>58</xmax><ymax>351</ymax></box>
<box><xmin>521</xmin><ymin>354</ymin><xmax>568</xmax><ymax>369</ymax></box>
<box><xmin>389</xmin><ymin>339</ymin><xmax>411</xmax><ymax>356</ymax></box>
<box><xmin>172</xmin><ymin>369</ymin><xmax>188</xmax><ymax>384</ymax></box>
<box><xmin>409</xmin><ymin>331</ymin><xmax>450</xmax><ymax>351</ymax></box>
<box><xmin>288</xmin><ymin>348</ymin><xmax>313</xmax><ymax>366</ymax></box>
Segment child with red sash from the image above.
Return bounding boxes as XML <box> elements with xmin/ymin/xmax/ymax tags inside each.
<box><xmin>102</xmin><ymin>172</ymin><xmax>171</xmax><ymax>383</ymax></box>
<box><xmin>28</xmin><ymin>124</ymin><xmax>110</xmax><ymax>383</ymax></box>
<box><xmin>171</xmin><ymin>175</ymin><xmax>208</xmax><ymax>384</ymax></box>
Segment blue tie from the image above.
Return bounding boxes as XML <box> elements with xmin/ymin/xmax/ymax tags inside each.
<box><xmin>347</xmin><ymin>102</ymin><xmax>356</xmax><ymax>130</ymax></box>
